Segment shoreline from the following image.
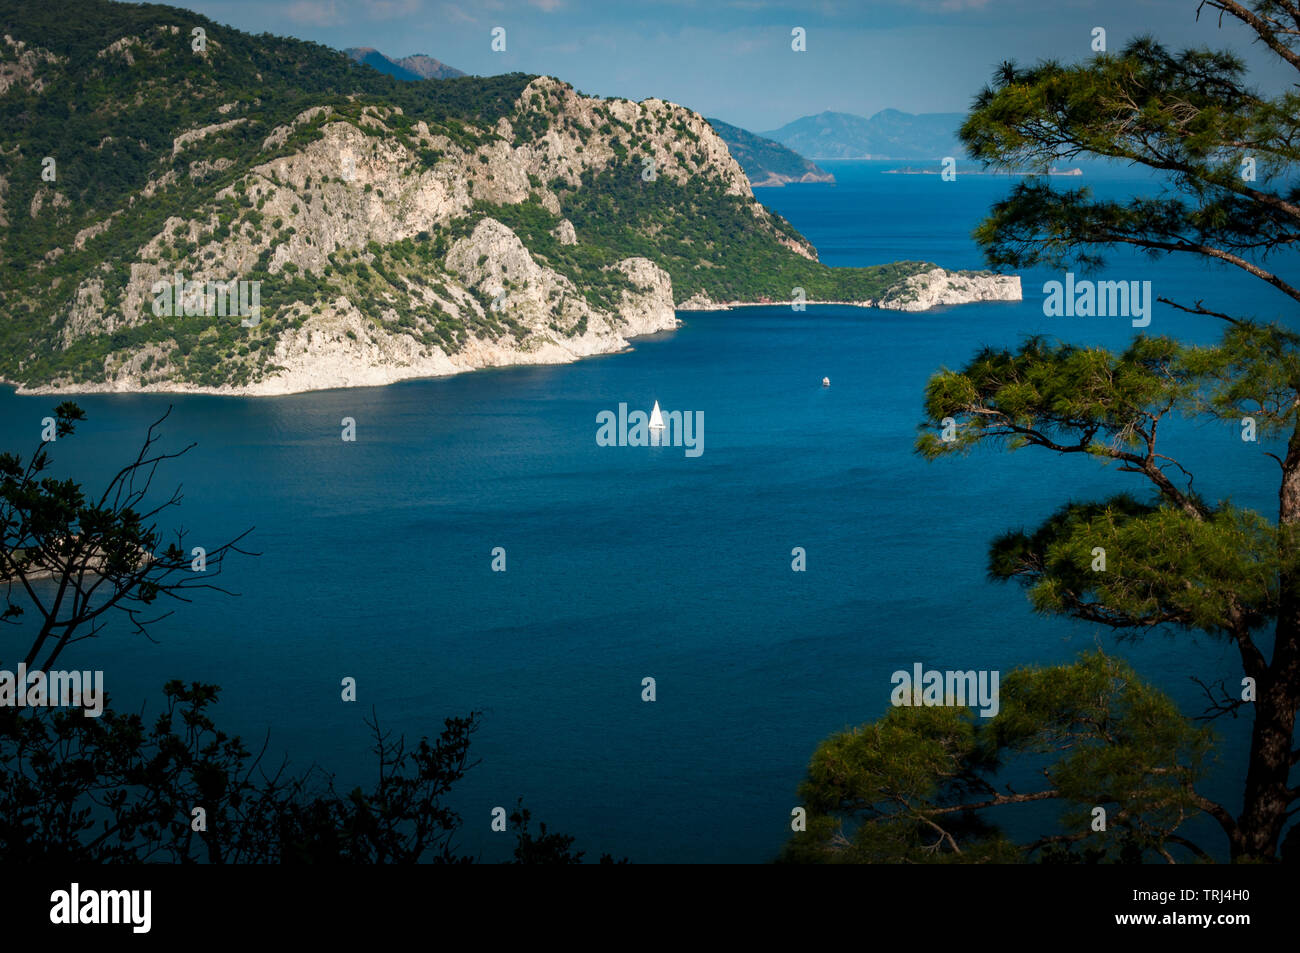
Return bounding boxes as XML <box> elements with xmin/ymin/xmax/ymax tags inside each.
<box><xmin>1</xmin><ymin>336</ymin><xmax>653</xmax><ymax>400</ymax></box>
<box><xmin>679</xmin><ymin>297</ymin><xmax>1024</xmax><ymax>310</ymax></box>
<box><xmin>4</xmin><ymin>284</ymin><xmax>1020</xmax><ymax>399</ymax></box>
<box><xmin>677</xmin><ymin>298</ymin><xmax>931</xmax><ymax>311</ymax></box>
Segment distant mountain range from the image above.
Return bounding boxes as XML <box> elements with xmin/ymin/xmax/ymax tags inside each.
<box><xmin>341</xmin><ymin>50</ymin><xmax>958</xmax><ymax>167</ymax></box>
<box><xmin>760</xmin><ymin>110</ymin><xmax>966</xmax><ymax>160</ymax></box>
<box><xmin>341</xmin><ymin>49</ymin><xmax>955</xmax><ymax>177</ymax></box>
<box><xmin>339</xmin><ymin>47</ymin><xmax>834</xmax><ymax>189</ymax></box>
<box><xmin>705</xmin><ymin>119</ymin><xmax>834</xmax><ymax>187</ymax></box>
<box><xmin>344</xmin><ymin>47</ymin><xmax>465</xmax><ymax>81</ymax></box>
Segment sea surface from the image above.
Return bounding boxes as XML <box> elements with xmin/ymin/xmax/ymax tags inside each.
<box><xmin>2</xmin><ymin>160</ymin><xmax>1295</xmax><ymax>862</ymax></box>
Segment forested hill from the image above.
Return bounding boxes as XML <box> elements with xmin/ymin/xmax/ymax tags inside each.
<box><xmin>706</xmin><ymin>119</ymin><xmax>834</xmax><ymax>187</ymax></box>
<box><xmin>345</xmin><ymin>48</ymin><xmax>466</xmax><ymax>81</ymax></box>
<box><xmin>0</xmin><ymin>0</ymin><xmax>987</xmax><ymax>395</ymax></box>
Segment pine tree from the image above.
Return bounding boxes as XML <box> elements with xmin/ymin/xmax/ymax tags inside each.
<box><xmin>790</xmin><ymin>1</ymin><xmax>1300</xmax><ymax>862</ymax></box>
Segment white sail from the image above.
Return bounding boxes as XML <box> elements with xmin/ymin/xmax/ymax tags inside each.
<box><xmin>649</xmin><ymin>400</ymin><xmax>666</xmax><ymax>430</ymax></box>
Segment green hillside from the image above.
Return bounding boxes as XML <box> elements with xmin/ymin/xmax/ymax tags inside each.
<box><xmin>707</xmin><ymin>118</ymin><xmax>834</xmax><ymax>185</ymax></box>
<box><xmin>0</xmin><ymin>0</ymin><xmax>938</xmax><ymax>390</ymax></box>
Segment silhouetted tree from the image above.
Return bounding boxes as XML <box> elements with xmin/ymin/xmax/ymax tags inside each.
<box><xmin>0</xmin><ymin>406</ymin><xmax>615</xmax><ymax>863</ymax></box>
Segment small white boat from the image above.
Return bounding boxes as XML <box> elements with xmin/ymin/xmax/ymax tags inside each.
<box><xmin>649</xmin><ymin>400</ymin><xmax>666</xmax><ymax>430</ymax></box>
<box><xmin>822</xmin><ymin>377</ymin><xmax>830</xmax><ymax>387</ymax></box>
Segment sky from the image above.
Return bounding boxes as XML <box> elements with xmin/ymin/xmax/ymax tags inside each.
<box><xmin>173</xmin><ymin>0</ymin><xmax>1295</xmax><ymax>131</ymax></box>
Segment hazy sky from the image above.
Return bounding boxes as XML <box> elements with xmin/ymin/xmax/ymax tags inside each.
<box><xmin>176</xmin><ymin>0</ymin><xmax>1295</xmax><ymax>131</ymax></box>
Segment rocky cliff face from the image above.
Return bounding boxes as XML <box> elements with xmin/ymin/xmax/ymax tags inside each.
<box><xmin>874</xmin><ymin>268</ymin><xmax>1022</xmax><ymax>311</ymax></box>
<box><xmin>1</xmin><ymin>5</ymin><xmax>1016</xmax><ymax>397</ymax></box>
<box><xmin>29</xmin><ymin>78</ymin><xmax>751</xmax><ymax>395</ymax></box>
<box><xmin>676</xmin><ymin>268</ymin><xmax>1022</xmax><ymax>311</ymax></box>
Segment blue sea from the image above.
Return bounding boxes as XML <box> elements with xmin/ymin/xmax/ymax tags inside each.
<box><xmin>2</xmin><ymin>160</ymin><xmax>1294</xmax><ymax>862</ymax></box>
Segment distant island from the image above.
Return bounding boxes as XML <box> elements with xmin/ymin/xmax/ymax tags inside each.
<box><xmin>884</xmin><ymin>166</ymin><xmax>1084</xmax><ymax>176</ymax></box>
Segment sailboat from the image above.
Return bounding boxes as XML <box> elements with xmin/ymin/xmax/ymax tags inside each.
<box><xmin>649</xmin><ymin>400</ymin><xmax>666</xmax><ymax>431</ymax></box>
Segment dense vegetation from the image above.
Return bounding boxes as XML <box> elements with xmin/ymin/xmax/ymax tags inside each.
<box><xmin>0</xmin><ymin>0</ymin><xmax>533</xmax><ymax>386</ymax></box>
<box><xmin>0</xmin><ymin>0</ymin><xmax>938</xmax><ymax>391</ymax></box>
<box><xmin>473</xmin><ymin>166</ymin><xmax>933</xmax><ymax>305</ymax></box>
<box><xmin>0</xmin><ymin>0</ymin><xmax>528</xmax><ymax>264</ymax></box>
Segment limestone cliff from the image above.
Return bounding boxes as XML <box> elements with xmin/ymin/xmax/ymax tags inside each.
<box><xmin>874</xmin><ymin>268</ymin><xmax>1022</xmax><ymax>311</ymax></box>
<box><xmin>0</xmin><ymin>3</ymin><xmax>1018</xmax><ymax>397</ymax></box>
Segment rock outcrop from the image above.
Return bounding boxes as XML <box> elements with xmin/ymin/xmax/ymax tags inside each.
<box><xmin>0</xmin><ymin>12</ymin><xmax>1019</xmax><ymax>398</ymax></box>
<box><xmin>676</xmin><ymin>269</ymin><xmax>1022</xmax><ymax>311</ymax></box>
<box><xmin>874</xmin><ymin>268</ymin><xmax>1022</xmax><ymax>311</ymax></box>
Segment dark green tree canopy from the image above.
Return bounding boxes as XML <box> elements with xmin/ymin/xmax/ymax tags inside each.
<box><xmin>960</xmin><ymin>4</ymin><xmax>1300</xmax><ymax>311</ymax></box>
<box><xmin>785</xmin><ymin>652</ymin><xmax>1214</xmax><ymax>864</ymax></box>
<box><xmin>791</xmin><ymin>1</ymin><xmax>1300</xmax><ymax>863</ymax></box>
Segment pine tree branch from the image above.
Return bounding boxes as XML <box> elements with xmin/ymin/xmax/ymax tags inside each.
<box><xmin>1166</xmin><ymin>832</ymin><xmax>1215</xmax><ymax>862</ymax></box>
<box><xmin>1199</xmin><ymin>1</ymin><xmax>1300</xmax><ymax>74</ymax></box>
<box><xmin>922</xmin><ymin>789</ymin><xmax>1061</xmax><ymax>816</ymax></box>
<box><xmin>1094</xmin><ymin>231</ymin><xmax>1300</xmax><ymax>304</ymax></box>
<box><xmin>1184</xmin><ymin>783</ymin><xmax>1239</xmax><ymax>842</ymax></box>
<box><xmin>1156</xmin><ymin>296</ymin><xmax>1243</xmax><ymax>325</ymax></box>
